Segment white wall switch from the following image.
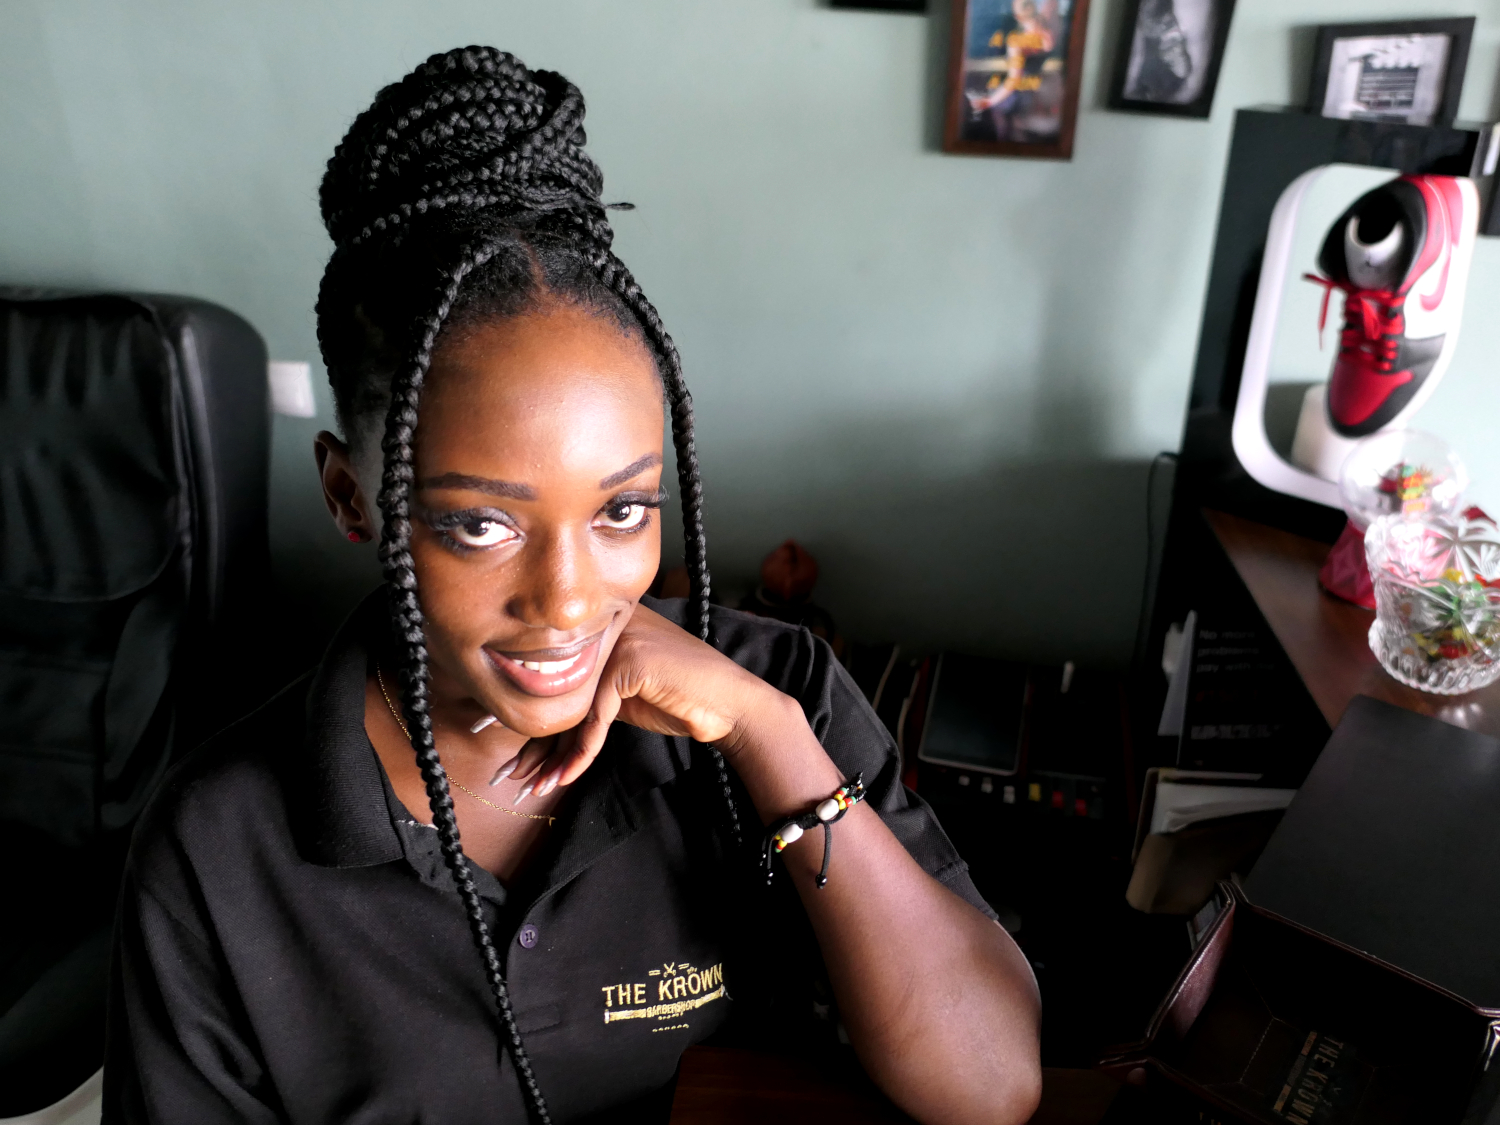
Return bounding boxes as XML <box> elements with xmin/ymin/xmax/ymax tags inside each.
<box><xmin>268</xmin><ymin>361</ymin><xmax>316</xmax><ymax>418</ymax></box>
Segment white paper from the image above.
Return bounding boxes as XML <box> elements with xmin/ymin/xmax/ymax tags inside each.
<box><xmin>1151</xmin><ymin>779</ymin><xmax>1297</xmax><ymax>835</ymax></box>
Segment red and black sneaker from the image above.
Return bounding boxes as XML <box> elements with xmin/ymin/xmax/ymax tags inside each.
<box><xmin>1305</xmin><ymin>174</ymin><xmax>1478</xmax><ymax>439</ymax></box>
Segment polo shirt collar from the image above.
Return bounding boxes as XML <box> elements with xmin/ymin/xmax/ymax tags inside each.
<box><xmin>294</xmin><ymin>589</ymin><xmax>694</xmax><ymax>889</ymax></box>
<box><xmin>299</xmin><ymin>590</ymin><xmax>402</xmax><ymax>869</ymax></box>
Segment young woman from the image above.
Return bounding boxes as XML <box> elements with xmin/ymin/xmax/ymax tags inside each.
<box><xmin>105</xmin><ymin>47</ymin><xmax>1041</xmax><ymax>1125</ymax></box>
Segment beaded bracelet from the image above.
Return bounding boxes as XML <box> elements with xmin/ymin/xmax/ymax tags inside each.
<box><xmin>762</xmin><ymin>773</ymin><xmax>866</xmax><ymax>889</ymax></box>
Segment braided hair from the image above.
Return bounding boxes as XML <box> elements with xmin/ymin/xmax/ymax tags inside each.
<box><xmin>315</xmin><ymin>47</ymin><xmax>742</xmax><ymax>1122</ymax></box>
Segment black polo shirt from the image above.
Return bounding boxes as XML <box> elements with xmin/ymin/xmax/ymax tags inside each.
<box><xmin>104</xmin><ymin>593</ymin><xmax>994</xmax><ymax>1124</ymax></box>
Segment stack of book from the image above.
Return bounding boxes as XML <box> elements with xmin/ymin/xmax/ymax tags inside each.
<box><xmin>1128</xmin><ymin>608</ymin><xmax>1328</xmax><ymax>914</ymax></box>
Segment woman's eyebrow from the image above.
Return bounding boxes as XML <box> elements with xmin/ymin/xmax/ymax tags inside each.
<box><xmin>599</xmin><ymin>453</ymin><xmax>661</xmax><ymax>490</ymax></box>
<box><xmin>418</xmin><ymin>473</ymin><xmax>537</xmax><ymax>500</ymax></box>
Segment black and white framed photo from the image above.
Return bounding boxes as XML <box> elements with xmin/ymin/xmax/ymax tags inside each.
<box><xmin>829</xmin><ymin>0</ymin><xmax>926</xmax><ymax>10</ymax></box>
<box><xmin>1308</xmin><ymin>18</ymin><xmax>1474</xmax><ymax>129</ymax></box>
<box><xmin>1107</xmin><ymin>0</ymin><xmax>1237</xmax><ymax>118</ymax></box>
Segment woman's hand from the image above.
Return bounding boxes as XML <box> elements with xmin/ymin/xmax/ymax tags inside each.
<box><xmin>500</xmin><ymin>602</ymin><xmax>776</xmax><ymax>800</ymax></box>
<box><xmin>505</xmin><ymin>602</ymin><xmax>1041</xmax><ymax>1124</ymax></box>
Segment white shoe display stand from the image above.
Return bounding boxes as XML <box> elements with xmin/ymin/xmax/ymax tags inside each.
<box><xmin>1231</xmin><ymin>166</ymin><xmax>1351</xmax><ymax>509</ymax></box>
<box><xmin>1231</xmin><ymin>165</ymin><xmax>1480</xmax><ymax>508</ymax></box>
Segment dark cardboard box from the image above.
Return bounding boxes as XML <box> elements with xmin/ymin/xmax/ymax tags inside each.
<box><xmin>1100</xmin><ymin>884</ymin><xmax>1500</xmax><ymax>1124</ymax></box>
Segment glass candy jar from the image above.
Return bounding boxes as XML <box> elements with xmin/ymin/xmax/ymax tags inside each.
<box><xmin>1339</xmin><ymin>429</ymin><xmax>1467</xmax><ymax>530</ymax></box>
<box><xmin>1365</xmin><ymin>512</ymin><xmax>1500</xmax><ymax>695</ymax></box>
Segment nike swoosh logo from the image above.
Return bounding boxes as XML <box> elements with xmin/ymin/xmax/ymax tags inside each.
<box><xmin>1421</xmin><ymin>183</ymin><xmax>1455</xmax><ymax>312</ymax></box>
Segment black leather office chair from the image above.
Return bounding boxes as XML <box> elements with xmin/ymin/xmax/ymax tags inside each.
<box><xmin>0</xmin><ymin>290</ymin><xmax>271</xmax><ymax>1115</ymax></box>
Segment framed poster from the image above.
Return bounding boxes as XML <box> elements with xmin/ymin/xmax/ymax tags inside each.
<box><xmin>1308</xmin><ymin>18</ymin><xmax>1474</xmax><ymax>129</ymax></box>
<box><xmin>1107</xmin><ymin>0</ymin><xmax>1237</xmax><ymax>118</ymax></box>
<box><xmin>943</xmin><ymin>0</ymin><xmax>1092</xmax><ymax>159</ymax></box>
<box><xmin>830</xmin><ymin>0</ymin><xmax>926</xmax><ymax>10</ymax></box>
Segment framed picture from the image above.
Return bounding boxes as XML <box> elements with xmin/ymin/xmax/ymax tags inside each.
<box><xmin>943</xmin><ymin>0</ymin><xmax>1092</xmax><ymax>159</ymax></box>
<box><xmin>1107</xmin><ymin>0</ymin><xmax>1237</xmax><ymax>118</ymax></box>
<box><xmin>1308</xmin><ymin>18</ymin><xmax>1474</xmax><ymax>130</ymax></box>
<box><xmin>830</xmin><ymin>0</ymin><xmax>926</xmax><ymax>10</ymax></box>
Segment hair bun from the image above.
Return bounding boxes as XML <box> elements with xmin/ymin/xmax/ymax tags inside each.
<box><xmin>320</xmin><ymin>46</ymin><xmax>612</xmax><ymax>252</ymax></box>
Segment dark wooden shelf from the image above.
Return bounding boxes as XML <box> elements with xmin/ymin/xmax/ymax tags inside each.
<box><xmin>1205</xmin><ymin>508</ymin><xmax>1500</xmax><ymax>739</ymax></box>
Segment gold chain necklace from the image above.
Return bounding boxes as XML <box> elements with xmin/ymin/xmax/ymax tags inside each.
<box><xmin>375</xmin><ymin>667</ymin><xmax>556</xmax><ymax>826</ymax></box>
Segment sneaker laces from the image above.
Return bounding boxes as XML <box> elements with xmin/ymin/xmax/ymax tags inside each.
<box><xmin>1304</xmin><ymin>273</ymin><xmax>1404</xmax><ymax>373</ymax></box>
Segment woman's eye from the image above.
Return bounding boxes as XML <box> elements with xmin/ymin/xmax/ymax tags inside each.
<box><xmin>597</xmin><ymin>503</ymin><xmax>649</xmax><ymax>531</ymax></box>
<box><xmin>447</xmin><ymin>519</ymin><xmax>516</xmax><ymax>548</ymax></box>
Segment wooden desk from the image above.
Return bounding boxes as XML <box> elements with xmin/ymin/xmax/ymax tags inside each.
<box><xmin>1204</xmin><ymin>509</ymin><xmax>1500</xmax><ymax>738</ymax></box>
<box><xmin>669</xmin><ymin>1046</ymin><xmax>1121</xmax><ymax>1124</ymax></box>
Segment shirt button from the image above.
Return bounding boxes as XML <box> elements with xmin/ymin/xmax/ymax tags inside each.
<box><xmin>517</xmin><ymin>924</ymin><xmax>539</xmax><ymax>949</ymax></box>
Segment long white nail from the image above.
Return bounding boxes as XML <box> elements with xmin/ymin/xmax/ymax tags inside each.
<box><xmin>537</xmin><ymin>774</ymin><xmax>558</xmax><ymax>797</ymax></box>
<box><xmin>514</xmin><ymin>780</ymin><xmax>535</xmax><ymax>804</ymax></box>
<box><xmin>471</xmin><ymin>714</ymin><xmax>500</xmax><ymax>734</ymax></box>
<box><xmin>488</xmin><ymin>758</ymin><xmax>518</xmax><ymax>787</ymax></box>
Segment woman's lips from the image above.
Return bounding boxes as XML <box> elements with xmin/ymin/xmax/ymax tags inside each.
<box><xmin>485</xmin><ymin>632</ymin><xmax>604</xmax><ymax>698</ymax></box>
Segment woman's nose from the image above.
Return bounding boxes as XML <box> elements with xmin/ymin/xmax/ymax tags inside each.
<box><xmin>505</xmin><ymin>527</ymin><xmax>599</xmax><ymax>632</ymax></box>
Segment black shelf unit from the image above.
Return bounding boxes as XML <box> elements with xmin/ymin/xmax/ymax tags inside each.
<box><xmin>1132</xmin><ymin>107</ymin><xmax>1497</xmax><ymax>783</ymax></box>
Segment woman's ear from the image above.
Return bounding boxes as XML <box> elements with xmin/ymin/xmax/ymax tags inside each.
<box><xmin>314</xmin><ymin>431</ymin><xmax>377</xmax><ymax>543</ymax></box>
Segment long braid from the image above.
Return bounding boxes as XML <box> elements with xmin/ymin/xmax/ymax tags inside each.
<box><xmin>318</xmin><ymin>46</ymin><xmax>746</xmax><ymax>1115</ymax></box>
<box><xmin>377</xmin><ymin>249</ymin><xmax>552</xmax><ymax>1124</ymax></box>
<box><xmin>587</xmin><ymin>250</ymin><xmax>741</xmax><ymax>847</ymax></box>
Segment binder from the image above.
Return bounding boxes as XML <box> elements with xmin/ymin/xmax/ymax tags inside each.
<box><xmin>1176</xmin><ymin>611</ymin><xmax>1328</xmax><ymax>785</ymax></box>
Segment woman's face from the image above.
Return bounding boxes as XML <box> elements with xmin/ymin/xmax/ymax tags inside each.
<box><xmin>403</xmin><ymin>300</ymin><xmax>666</xmax><ymax>737</ymax></box>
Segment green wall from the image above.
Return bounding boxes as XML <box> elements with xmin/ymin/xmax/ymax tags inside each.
<box><xmin>2</xmin><ymin>0</ymin><xmax>1497</xmax><ymax>666</ymax></box>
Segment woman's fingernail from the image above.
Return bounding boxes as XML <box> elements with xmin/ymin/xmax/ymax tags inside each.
<box><xmin>514</xmin><ymin>780</ymin><xmax>535</xmax><ymax>804</ymax></box>
<box><xmin>537</xmin><ymin>773</ymin><xmax>557</xmax><ymax>797</ymax></box>
<box><xmin>471</xmin><ymin>714</ymin><xmax>499</xmax><ymax>734</ymax></box>
<box><xmin>489</xmin><ymin>758</ymin><xmax>518</xmax><ymax>786</ymax></box>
